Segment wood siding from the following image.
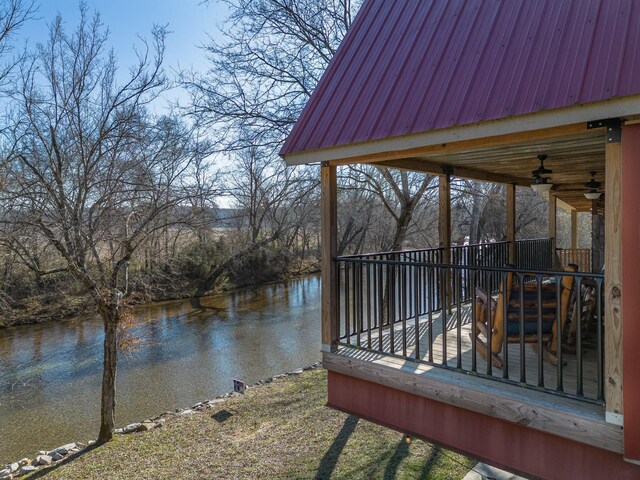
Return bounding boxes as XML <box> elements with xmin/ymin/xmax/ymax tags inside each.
<box><xmin>622</xmin><ymin>124</ymin><xmax>640</xmax><ymax>460</ymax></box>
<box><xmin>327</xmin><ymin>371</ymin><xmax>640</xmax><ymax>480</ymax></box>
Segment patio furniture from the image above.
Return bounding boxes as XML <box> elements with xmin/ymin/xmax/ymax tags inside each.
<box><xmin>473</xmin><ymin>264</ymin><xmax>578</xmax><ymax>368</ymax></box>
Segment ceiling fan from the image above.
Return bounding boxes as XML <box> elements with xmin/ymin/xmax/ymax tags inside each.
<box><xmin>531</xmin><ymin>154</ymin><xmax>553</xmax><ymax>194</ymax></box>
<box><xmin>584</xmin><ymin>171</ymin><xmax>602</xmax><ymax>200</ymax></box>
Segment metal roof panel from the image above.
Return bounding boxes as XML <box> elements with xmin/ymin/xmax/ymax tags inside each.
<box><xmin>281</xmin><ymin>0</ymin><xmax>640</xmax><ymax>158</ymax></box>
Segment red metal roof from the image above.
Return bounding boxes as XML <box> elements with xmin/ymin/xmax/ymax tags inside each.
<box><xmin>281</xmin><ymin>0</ymin><xmax>640</xmax><ymax>158</ymax></box>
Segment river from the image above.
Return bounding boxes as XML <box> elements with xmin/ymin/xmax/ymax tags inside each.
<box><xmin>0</xmin><ymin>275</ymin><xmax>321</xmax><ymax>464</ymax></box>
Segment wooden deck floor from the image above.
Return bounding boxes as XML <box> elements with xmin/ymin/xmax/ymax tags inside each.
<box><xmin>341</xmin><ymin>303</ymin><xmax>601</xmax><ymax>402</ymax></box>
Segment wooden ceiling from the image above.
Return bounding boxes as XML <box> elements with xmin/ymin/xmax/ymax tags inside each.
<box><xmin>373</xmin><ymin>129</ymin><xmax>607</xmax><ymax>212</ymax></box>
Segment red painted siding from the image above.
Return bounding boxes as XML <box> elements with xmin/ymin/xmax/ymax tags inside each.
<box><xmin>281</xmin><ymin>0</ymin><xmax>640</xmax><ymax>157</ymax></box>
<box><xmin>622</xmin><ymin>124</ymin><xmax>640</xmax><ymax>461</ymax></box>
<box><xmin>328</xmin><ymin>371</ymin><xmax>640</xmax><ymax>480</ymax></box>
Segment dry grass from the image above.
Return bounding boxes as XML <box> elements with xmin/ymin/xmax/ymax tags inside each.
<box><xmin>27</xmin><ymin>369</ymin><xmax>475</xmax><ymax>480</ymax></box>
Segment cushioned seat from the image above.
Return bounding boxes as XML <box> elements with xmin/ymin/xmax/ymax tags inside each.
<box><xmin>506</xmin><ymin>320</ymin><xmax>553</xmax><ymax>336</ymax></box>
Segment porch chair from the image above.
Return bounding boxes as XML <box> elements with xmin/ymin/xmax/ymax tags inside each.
<box><xmin>472</xmin><ymin>264</ymin><xmax>578</xmax><ymax>368</ymax></box>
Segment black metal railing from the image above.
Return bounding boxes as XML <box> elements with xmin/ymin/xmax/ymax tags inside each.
<box><xmin>450</xmin><ymin>241</ymin><xmax>510</xmax><ymax>303</ymax></box>
<box><xmin>337</xmin><ymin>248</ymin><xmax>445</xmax><ymax>326</ymax></box>
<box><xmin>334</xmin><ymin>244</ymin><xmax>603</xmax><ymax>404</ymax></box>
<box><xmin>515</xmin><ymin>238</ymin><xmax>553</xmax><ymax>270</ymax></box>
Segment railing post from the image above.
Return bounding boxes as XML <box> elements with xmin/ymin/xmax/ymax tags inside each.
<box><xmin>321</xmin><ymin>163</ymin><xmax>338</xmax><ymax>352</ymax></box>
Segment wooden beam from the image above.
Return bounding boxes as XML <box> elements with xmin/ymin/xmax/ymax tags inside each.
<box><xmin>556</xmin><ymin>198</ymin><xmax>577</xmax><ymax>211</ymax></box>
<box><xmin>326</xmin><ymin>123</ymin><xmax>592</xmax><ymax>167</ymax></box>
<box><xmin>571</xmin><ymin>210</ymin><xmax>578</xmax><ymax>249</ymax></box>
<box><xmin>506</xmin><ymin>184</ymin><xmax>516</xmax><ymax>264</ymax></box>
<box><xmin>605</xmin><ymin>136</ymin><xmax>623</xmax><ymax>425</ymax></box>
<box><xmin>321</xmin><ymin>164</ymin><xmax>338</xmax><ymax>352</ymax></box>
<box><xmin>554</xmin><ymin>184</ymin><xmax>597</xmax><ymax>192</ymax></box>
<box><xmin>373</xmin><ymin>158</ymin><xmax>531</xmax><ymax>186</ymax></box>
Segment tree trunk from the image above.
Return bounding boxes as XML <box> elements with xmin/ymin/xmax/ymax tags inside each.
<box><xmin>98</xmin><ymin>309</ymin><xmax>119</xmax><ymax>442</ymax></box>
<box><xmin>469</xmin><ymin>194</ymin><xmax>482</xmax><ymax>244</ymax></box>
<box><xmin>388</xmin><ymin>206</ymin><xmax>411</xmax><ymax>251</ymax></box>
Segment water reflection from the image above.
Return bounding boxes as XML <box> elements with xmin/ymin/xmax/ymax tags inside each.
<box><xmin>0</xmin><ymin>275</ymin><xmax>321</xmax><ymax>463</ymax></box>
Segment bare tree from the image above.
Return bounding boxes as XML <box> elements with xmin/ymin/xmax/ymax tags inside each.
<box><xmin>344</xmin><ymin>166</ymin><xmax>436</xmax><ymax>251</ymax></box>
<box><xmin>451</xmin><ymin>180</ymin><xmax>548</xmax><ymax>244</ymax></box>
<box><xmin>0</xmin><ymin>8</ymin><xmax>202</xmax><ymax>442</ymax></box>
<box><xmin>185</xmin><ymin>153</ymin><xmax>220</xmax><ymax>245</ymax></box>
<box><xmin>0</xmin><ymin>0</ymin><xmax>36</xmax><ymax>90</ymax></box>
<box><xmin>336</xmin><ymin>187</ymin><xmax>375</xmax><ymax>255</ymax></box>
<box><xmin>181</xmin><ymin>0</ymin><xmax>363</xmax><ymax>287</ymax></box>
<box><xmin>186</xmin><ymin>0</ymin><xmax>358</xmax><ymax>152</ymax></box>
<box><xmin>0</xmin><ymin>1</ymin><xmax>37</xmax><ymax>325</ymax></box>
<box><xmin>515</xmin><ymin>188</ymin><xmax>548</xmax><ymax>239</ymax></box>
<box><xmin>188</xmin><ymin>1</ymin><xmax>438</xmax><ymax>256</ymax></box>
<box><xmin>197</xmin><ymin>145</ymin><xmax>317</xmax><ymax>294</ymax></box>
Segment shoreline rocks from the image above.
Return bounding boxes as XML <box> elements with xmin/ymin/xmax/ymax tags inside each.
<box><xmin>32</xmin><ymin>454</ymin><xmax>52</xmax><ymax>466</ymax></box>
<box><xmin>2</xmin><ymin>362</ymin><xmax>322</xmax><ymax>478</ymax></box>
<box><xmin>17</xmin><ymin>465</ymin><xmax>36</xmax><ymax>476</ymax></box>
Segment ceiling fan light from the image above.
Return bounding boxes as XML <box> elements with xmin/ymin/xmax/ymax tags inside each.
<box><xmin>531</xmin><ymin>180</ymin><xmax>553</xmax><ymax>193</ymax></box>
<box><xmin>585</xmin><ymin>191</ymin><xmax>602</xmax><ymax>200</ymax></box>
<box><xmin>584</xmin><ymin>171</ymin><xmax>602</xmax><ymax>200</ymax></box>
<box><xmin>531</xmin><ymin>154</ymin><xmax>553</xmax><ymax>195</ymax></box>
<box><xmin>531</xmin><ymin>183</ymin><xmax>553</xmax><ymax>193</ymax></box>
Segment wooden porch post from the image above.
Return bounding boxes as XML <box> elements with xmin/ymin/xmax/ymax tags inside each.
<box><xmin>506</xmin><ymin>184</ymin><xmax>516</xmax><ymax>264</ymax></box>
<box><xmin>439</xmin><ymin>173</ymin><xmax>451</xmax><ymax>310</ymax></box>
<box><xmin>548</xmin><ymin>193</ymin><xmax>557</xmax><ymax>266</ymax></box>
<box><xmin>604</xmin><ymin>123</ymin><xmax>623</xmax><ymax>425</ymax></box>
<box><xmin>439</xmin><ymin>173</ymin><xmax>451</xmax><ymax>259</ymax></box>
<box><xmin>321</xmin><ymin>163</ymin><xmax>338</xmax><ymax>353</ymax></box>
<box><xmin>571</xmin><ymin>210</ymin><xmax>578</xmax><ymax>249</ymax></box>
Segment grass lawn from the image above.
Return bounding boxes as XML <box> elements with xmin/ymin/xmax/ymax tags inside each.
<box><xmin>27</xmin><ymin>368</ymin><xmax>475</xmax><ymax>479</ymax></box>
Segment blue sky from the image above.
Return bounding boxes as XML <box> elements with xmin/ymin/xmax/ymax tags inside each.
<box><xmin>18</xmin><ymin>1</ymin><xmax>228</xmax><ymax>107</ymax></box>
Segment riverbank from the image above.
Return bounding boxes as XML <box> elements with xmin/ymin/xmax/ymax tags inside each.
<box><xmin>0</xmin><ymin>266</ymin><xmax>320</xmax><ymax>329</ymax></box>
<box><xmin>1</xmin><ymin>275</ymin><xmax>323</xmax><ymax>463</ymax></box>
<box><xmin>21</xmin><ymin>368</ymin><xmax>474</xmax><ymax>479</ymax></box>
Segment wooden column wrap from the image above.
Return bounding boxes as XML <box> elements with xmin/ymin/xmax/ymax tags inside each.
<box><xmin>507</xmin><ymin>184</ymin><xmax>516</xmax><ymax>264</ymax></box>
<box><xmin>439</xmin><ymin>174</ymin><xmax>452</xmax><ymax>310</ymax></box>
<box><xmin>605</xmin><ymin>137</ymin><xmax>623</xmax><ymax>423</ymax></box>
<box><xmin>438</xmin><ymin>174</ymin><xmax>451</xmax><ymax>257</ymax></box>
<box><xmin>321</xmin><ymin>164</ymin><xmax>338</xmax><ymax>351</ymax></box>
